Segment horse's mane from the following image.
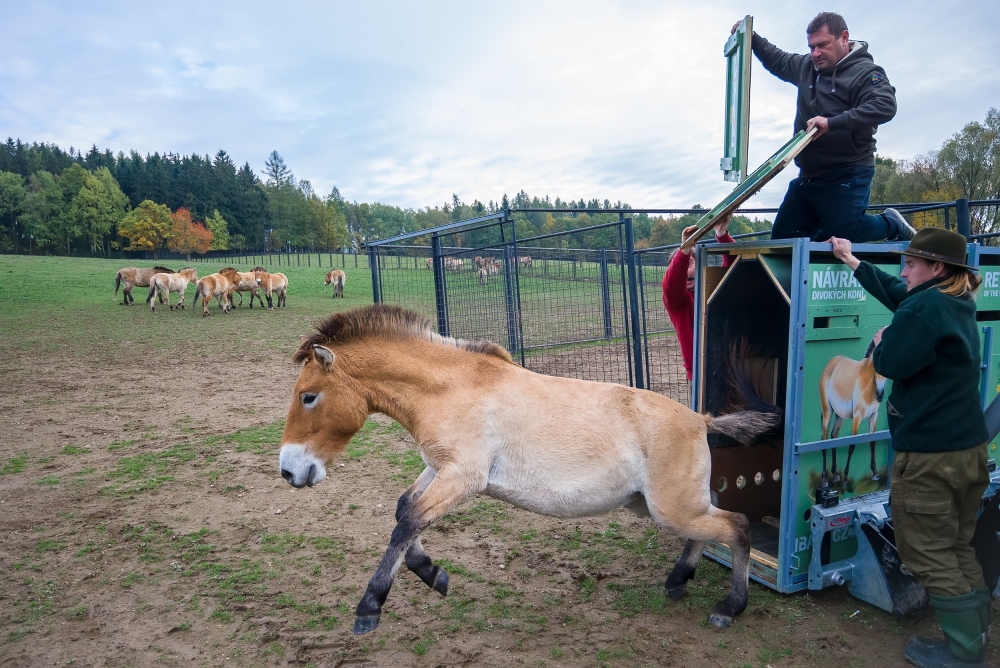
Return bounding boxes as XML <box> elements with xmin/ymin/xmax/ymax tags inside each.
<box><xmin>864</xmin><ymin>338</ymin><xmax>877</xmax><ymax>359</ymax></box>
<box><xmin>294</xmin><ymin>305</ymin><xmax>513</xmax><ymax>364</ymax></box>
<box><xmin>153</xmin><ymin>266</ymin><xmax>175</xmax><ymax>274</ymax></box>
<box><xmin>252</xmin><ymin>266</ymin><xmax>267</xmax><ymax>273</ymax></box>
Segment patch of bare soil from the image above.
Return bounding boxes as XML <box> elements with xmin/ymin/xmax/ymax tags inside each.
<box><xmin>0</xmin><ymin>351</ymin><xmax>994</xmax><ymax>668</ymax></box>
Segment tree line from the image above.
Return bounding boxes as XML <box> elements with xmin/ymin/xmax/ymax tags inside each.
<box><xmin>0</xmin><ymin>108</ymin><xmax>994</xmax><ymax>256</ymax></box>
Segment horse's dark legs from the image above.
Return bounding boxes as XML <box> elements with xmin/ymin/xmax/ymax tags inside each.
<box><xmin>869</xmin><ymin>442</ymin><xmax>879</xmax><ymax>481</ymax></box>
<box><xmin>842</xmin><ymin>443</ymin><xmax>857</xmax><ymax>483</ymax></box>
<box><xmin>265</xmin><ymin>292</ymin><xmax>273</xmax><ymax>310</ymax></box>
<box><xmin>821</xmin><ymin>449</ymin><xmax>829</xmax><ymax>488</ymax></box>
<box><xmin>665</xmin><ymin>539</ymin><xmax>706</xmax><ymax>600</ymax></box>
<box><xmin>355</xmin><ymin>468</ymin><xmax>476</xmax><ymax>635</ymax></box>
<box><xmin>394</xmin><ymin>470</ymin><xmax>448</xmax><ymax>596</ymax></box>
<box><xmin>707</xmin><ymin>510</ymin><xmax>751</xmax><ymax>628</ymax></box>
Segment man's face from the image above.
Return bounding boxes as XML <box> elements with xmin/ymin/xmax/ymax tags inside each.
<box><xmin>686</xmin><ymin>256</ymin><xmax>696</xmax><ymax>292</ymax></box>
<box><xmin>901</xmin><ymin>256</ymin><xmax>943</xmax><ymax>292</ymax></box>
<box><xmin>807</xmin><ymin>25</ymin><xmax>850</xmax><ymax>71</ymax></box>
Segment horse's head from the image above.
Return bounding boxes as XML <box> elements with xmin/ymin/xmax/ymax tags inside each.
<box><xmin>324</xmin><ymin>271</ymin><xmax>332</xmax><ymax>286</ymax></box>
<box><xmin>253</xmin><ymin>268</ymin><xmax>266</xmax><ymax>285</ymax></box>
<box><xmin>279</xmin><ymin>342</ymin><xmax>368</xmax><ymax>488</ymax></box>
<box><xmin>180</xmin><ymin>267</ymin><xmax>199</xmax><ymax>282</ymax></box>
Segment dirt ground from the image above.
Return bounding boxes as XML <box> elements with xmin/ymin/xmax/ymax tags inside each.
<box><xmin>3</xmin><ymin>349</ymin><xmax>995</xmax><ymax>668</ymax></box>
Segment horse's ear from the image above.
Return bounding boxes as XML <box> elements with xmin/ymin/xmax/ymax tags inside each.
<box><xmin>312</xmin><ymin>344</ymin><xmax>335</xmax><ymax>370</ymax></box>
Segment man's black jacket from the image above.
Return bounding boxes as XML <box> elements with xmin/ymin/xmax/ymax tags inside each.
<box><xmin>751</xmin><ymin>34</ymin><xmax>897</xmax><ymax>177</ymax></box>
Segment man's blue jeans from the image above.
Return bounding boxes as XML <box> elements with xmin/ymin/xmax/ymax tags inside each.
<box><xmin>770</xmin><ymin>164</ymin><xmax>892</xmax><ymax>242</ymax></box>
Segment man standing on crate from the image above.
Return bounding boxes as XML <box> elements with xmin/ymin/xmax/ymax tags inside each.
<box><xmin>662</xmin><ymin>215</ymin><xmax>734</xmax><ymax>381</ymax></box>
<box><xmin>735</xmin><ymin>12</ymin><xmax>915</xmax><ymax>243</ymax></box>
<box><xmin>831</xmin><ymin>230</ymin><xmax>991</xmax><ymax>668</ymax></box>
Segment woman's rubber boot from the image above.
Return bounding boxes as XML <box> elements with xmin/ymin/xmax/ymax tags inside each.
<box><xmin>904</xmin><ymin>591</ymin><xmax>987</xmax><ymax>667</ymax></box>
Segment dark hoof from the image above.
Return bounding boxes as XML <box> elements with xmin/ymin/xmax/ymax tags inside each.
<box><xmin>871</xmin><ymin>474</ymin><xmax>880</xmax><ymax>482</ymax></box>
<box><xmin>667</xmin><ymin>586</ymin><xmax>687</xmax><ymax>601</ymax></box>
<box><xmin>353</xmin><ymin>614</ymin><xmax>381</xmax><ymax>635</ymax></box>
<box><xmin>708</xmin><ymin>612</ymin><xmax>733</xmax><ymax>628</ymax></box>
<box><xmin>432</xmin><ymin>568</ymin><xmax>449</xmax><ymax>597</ymax></box>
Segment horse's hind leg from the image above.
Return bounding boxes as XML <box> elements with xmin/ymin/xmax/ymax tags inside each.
<box><xmin>395</xmin><ymin>468</ymin><xmax>448</xmax><ymax>596</ymax></box>
<box><xmin>665</xmin><ymin>539</ymin><xmax>706</xmax><ymax>601</ymax></box>
<box><xmin>354</xmin><ymin>466</ymin><xmax>482</xmax><ymax>635</ymax></box>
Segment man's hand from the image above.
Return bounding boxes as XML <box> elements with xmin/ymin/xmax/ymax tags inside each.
<box><xmin>829</xmin><ymin>236</ymin><xmax>861</xmax><ymax>271</ymax></box>
<box><xmin>715</xmin><ymin>213</ymin><xmax>732</xmax><ymax>238</ymax></box>
<box><xmin>805</xmin><ymin>116</ymin><xmax>830</xmax><ymax>139</ymax></box>
<box><xmin>732</xmin><ymin>21</ymin><xmax>741</xmax><ymax>34</ymax></box>
<box><xmin>873</xmin><ymin>326</ymin><xmax>887</xmax><ymax>347</ymax></box>
<box><xmin>680</xmin><ymin>225</ymin><xmax>698</xmax><ymax>256</ymax></box>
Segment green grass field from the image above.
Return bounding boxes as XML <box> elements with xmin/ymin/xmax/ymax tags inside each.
<box><xmin>0</xmin><ymin>255</ymin><xmax>376</xmax><ymax>362</ymax></box>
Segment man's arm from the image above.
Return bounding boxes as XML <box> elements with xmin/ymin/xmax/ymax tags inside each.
<box><xmin>749</xmin><ymin>33</ymin><xmax>810</xmax><ymax>85</ymax></box>
<box><xmin>826</xmin><ymin>67</ymin><xmax>897</xmax><ymax>133</ymax></box>
<box><xmin>830</xmin><ymin>236</ymin><xmax>907</xmax><ymax>311</ymax></box>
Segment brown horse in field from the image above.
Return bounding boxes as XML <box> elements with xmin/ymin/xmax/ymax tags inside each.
<box><xmin>193</xmin><ymin>271</ymin><xmax>236</xmax><ymax>317</ymax></box>
<box><xmin>278</xmin><ymin>305</ymin><xmax>779</xmax><ymax>635</ymax></box>
<box><xmin>221</xmin><ymin>267</ymin><xmax>264</xmax><ymax>308</ymax></box>
<box><xmin>818</xmin><ymin>338</ymin><xmax>886</xmax><ymax>487</ymax></box>
<box><xmin>324</xmin><ymin>269</ymin><xmax>346</xmax><ymax>298</ymax></box>
<box><xmin>252</xmin><ymin>267</ymin><xmax>288</xmax><ymax>309</ymax></box>
<box><xmin>114</xmin><ymin>266</ymin><xmax>175</xmax><ymax>305</ymax></box>
<box><xmin>149</xmin><ymin>268</ymin><xmax>198</xmax><ymax>311</ymax></box>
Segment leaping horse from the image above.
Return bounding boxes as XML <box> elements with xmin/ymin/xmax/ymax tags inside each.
<box><xmin>277</xmin><ymin>305</ymin><xmax>781</xmax><ymax>635</ymax></box>
<box><xmin>818</xmin><ymin>338</ymin><xmax>886</xmax><ymax>487</ymax></box>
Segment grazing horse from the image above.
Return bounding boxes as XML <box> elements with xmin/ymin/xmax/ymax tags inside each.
<box><xmin>252</xmin><ymin>267</ymin><xmax>288</xmax><ymax>309</ymax></box>
<box><xmin>278</xmin><ymin>305</ymin><xmax>780</xmax><ymax>635</ymax></box>
<box><xmin>324</xmin><ymin>269</ymin><xmax>346</xmax><ymax>298</ymax></box>
<box><xmin>220</xmin><ymin>267</ymin><xmax>264</xmax><ymax>308</ymax></box>
<box><xmin>148</xmin><ymin>268</ymin><xmax>198</xmax><ymax>312</ymax></box>
<box><xmin>193</xmin><ymin>271</ymin><xmax>236</xmax><ymax>317</ymax></box>
<box><xmin>517</xmin><ymin>255</ymin><xmax>532</xmax><ymax>267</ymax></box>
<box><xmin>818</xmin><ymin>338</ymin><xmax>886</xmax><ymax>487</ymax></box>
<box><xmin>114</xmin><ymin>266</ymin><xmax>174</xmax><ymax>305</ymax></box>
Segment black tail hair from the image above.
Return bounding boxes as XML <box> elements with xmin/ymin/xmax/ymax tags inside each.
<box><xmin>114</xmin><ymin>272</ymin><xmax>122</xmax><ymax>298</ymax></box>
<box><xmin>719</xmin><ymin>337</ymin><xmax>785</xmax><ymax>443</ymax></box>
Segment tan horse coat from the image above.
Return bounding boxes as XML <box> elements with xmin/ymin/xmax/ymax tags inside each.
<box><xmin>114</xmin><ymin>266</ymin><xmax>175</xmax><ymax>304</ymax></box>
<box><xmin>193</xmin><ymin>272</ymin><xmax>236</xmax><ymax>317</ymax></box>
<box><xmin>252</xmin><ymin>267</ymin><xmax>288</xmax><ymax>309</ymax></box>
<box><xmin>278</xmin><ymin>305</ymin><xmax>778</xmax><ymax>635</ymax></box>
<box><xmin>149</xmin><ymin>268</ymin><xmax>198</xmax><ymax>311</ymax></box>
<box><xmin>324</xmin><ymin>269</ymin><xmax>346</xmax><ymax>298</ymax></box>
<box><xmin>221</xmin><ymin>268</ymin><xmax>264</xmax><ymax>308</ymax></box>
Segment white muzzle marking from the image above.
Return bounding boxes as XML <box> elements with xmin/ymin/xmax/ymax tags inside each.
<box><xmin>279</xmin><ymin>444</ymin><xmax>327</xmax><ymax>488</ymax></box>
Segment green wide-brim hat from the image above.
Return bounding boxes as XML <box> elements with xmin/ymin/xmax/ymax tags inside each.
<box><xmin>891</xmin><ymin>227</ymin><xmax>975</xmax><ymax>271</ymax></box>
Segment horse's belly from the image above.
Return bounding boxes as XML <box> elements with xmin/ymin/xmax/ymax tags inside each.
<box><xmin>484</xmin><ymin>462</ymin><xmax>643</xmax><ymax>519</ymax></box>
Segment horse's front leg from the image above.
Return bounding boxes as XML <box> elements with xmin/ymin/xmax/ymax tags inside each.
<box><xmin>868</xmin><ymin>414</ymin><xmax>879</xmax><ymax>481</ymax></box>
<box><xmin>395</xmin><ymin>468</ymin><xmax>448</xmax><ymax>596</ymax></box>
<box><xmin>354</xmin><ymin>467</ymin><xmax>482</xmax><ymax>635</ymax></box>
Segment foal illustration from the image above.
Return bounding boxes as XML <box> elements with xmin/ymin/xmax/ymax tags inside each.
<box><xmin>818</xmin><ymin>338</ymin><xmax>886</xmax><ymax>487</ymax></box>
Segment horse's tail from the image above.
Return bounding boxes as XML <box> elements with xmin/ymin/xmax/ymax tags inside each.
<box><xmin>114</xmin><ymin>271</ymin><xmax>122</xmax><ymax>298</ymax></box>
<box><xmin>703</xmin><ymin>411</ymin><xmax>782</xmax><ymax>445</ymax></box>
<box><xmin>147</xmin><ymin>280</ymin><xmax>158</xmax><ymax>306</ymax></box>
<box><xmin>192</xmin><ymin>283</ymin><xmax>203</xmax><ymax>315</ymax></box>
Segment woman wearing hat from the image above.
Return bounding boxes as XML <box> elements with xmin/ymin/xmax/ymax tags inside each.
<box><xmin>831</xmin><ymin>228</ymin><xmax>991</xmax><ymax>667</ymax></box>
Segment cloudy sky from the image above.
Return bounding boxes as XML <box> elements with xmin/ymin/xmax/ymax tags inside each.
<box><xmin>2</xmin><ymin>1</ymin><xmax>998</xmax><ymax>213</ymax></box>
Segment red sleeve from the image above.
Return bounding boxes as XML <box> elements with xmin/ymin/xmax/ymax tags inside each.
<box><xmin>717</xmin><ymin>232</ymin><xmax>736</xmax><ymax>268</ymax></box>
<box><xmin>663</xmin><ymin>249</ymin><xmax>690</xmax><ymax>312</ymax></box>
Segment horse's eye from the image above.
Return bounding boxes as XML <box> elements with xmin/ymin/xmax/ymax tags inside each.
<box><xmin>301</xmin><ymin>393</ymin><xmax>319</xmax><ymax>407</ymax></box>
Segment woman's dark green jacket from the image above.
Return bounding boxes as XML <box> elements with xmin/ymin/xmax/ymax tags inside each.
<box><xmin>854</xmin><ymin>261</ymin><xmax>987</xmax><ymax>452</ymax></box>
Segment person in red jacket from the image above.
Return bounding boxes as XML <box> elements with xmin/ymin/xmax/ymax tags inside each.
<box><xmin>662</xmin><ymin>216</ymin><xmax>735</xmax><ymax>380</ymax></box>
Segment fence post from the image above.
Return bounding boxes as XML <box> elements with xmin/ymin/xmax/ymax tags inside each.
<box><xmin>599</xmin><ymin>250</ymin><xmax>613</xmax><ymax>340</ymax></box>
<box><xmin>957</xmin><ymin>198</ymin><xmax>971</xmax><ymax>239</ymax></box>
<box><xmin>431</xmin><ymin>235</ymin><xmax>450</xmax><ymax>337</ymax></box>
<box><xmin>368</xmin><ymin>247</ymin><xmax>381</xmax><ymax>304</ymax></box>
<box><xmin>502</xmin><ymin>244</ymin><xmax>519</xmax><ymax>354</ymax></box>
<box><xmin>624</xmin><ymin>217</ymin><xmax>645</xmax><ymax>390</ymax></box>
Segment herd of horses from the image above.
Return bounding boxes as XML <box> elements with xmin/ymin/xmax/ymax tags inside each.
<box><xmin>114</xmin><ymin>265</ymin><xmax>347</xmax><ymax>316</ymax></box>
<box><xmin>423</xmin><ymin>254</ymin><xmax>533</xmax><ymax>285</ymax></box>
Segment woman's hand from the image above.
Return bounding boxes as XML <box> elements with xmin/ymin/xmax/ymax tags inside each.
<box><xmin>828</xmin><ymin>236</ymin><xmax>861</xmax><ymax>271</ymax></box>
<box><xmin>873</xmin><ymin>326</ymin><xmax>887</xmax><ymax>347</ymax></box>
<box><xmin>680</xmin><ymin>225</ymin><xmax>698</xmax><ymax>256</ymax></box>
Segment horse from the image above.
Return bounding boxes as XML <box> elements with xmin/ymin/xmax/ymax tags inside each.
<box><xmin>277</xmin><ymin>304</ymin><xmax>780</xmax><ymax>635</ymax></box>
<box><xmin>252</xmin><ymin>267</ymin><xmax>288</xmax><ymax>309</ymax></box>
<box><xmin>818</xmin><ymin>338</ymin><xmax>886</xmax><ymax>487</ymax></box>
<box><xmin>518</xmin><ymin>255</ymin><xmax>532</xmax><ymax>267</ymax></box>
<box><xmin>192</xmin><ymin>271</ymin><xmax>236</xmax><ymax>317</ymax></box>
<box><xmin>114</xmin><ymin>266</ymin><xmax>174</xmax><ymax>305</ymax></box>
<box><xmin>324</xmin><ymin>269</ymin><xmax>346</xmax><ymax>298</ymax></box>
<box><xmin>148</xmin><ymin>268</ymin><xmax>198</xmax><ymax>312</ymax></box>
<box><xmin>220</xmin><ymin>267</ymin><xmax>264</xmax><ymax>308</ymax></box>
<box><xmin>425</xmin><ymin>258</ymin><xmax>434</xmax><ymax>270</ymax></box>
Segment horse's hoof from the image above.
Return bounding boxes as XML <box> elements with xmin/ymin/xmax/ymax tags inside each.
<box><xmin>432</xmin><ymin>568</ymin><xmax>449</xmax><ymax>597</ymax></box>
<box><xmin>666</xmin><ymin>586</ymin><xmax>687</xmax><ymax>601</ymax></box>
<box><xmin>871</xmin><ymin>474</ymin><xmax>880</xmax><ymax>482</ymax></box>
<box><xmin>708</xmin><ymin>612</ymin><xmax>733</xmax><ymax>629</ymax></box>
<box><xmin>353</xmin><ymin>614</ymin><xmax>381</xmax><ymax>635</ymax></box>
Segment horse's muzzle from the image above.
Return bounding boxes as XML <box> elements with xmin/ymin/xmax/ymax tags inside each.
<box><xmin>278</xmin><ymin>444</ymin><xmax>327</xmax><ymax>488</ymax></box>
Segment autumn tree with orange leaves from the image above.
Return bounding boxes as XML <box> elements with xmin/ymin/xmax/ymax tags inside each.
<box><xmin>167</xmin><ymin>207</ymin><xmax>213</xmax><ymax>260</ymax></box>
